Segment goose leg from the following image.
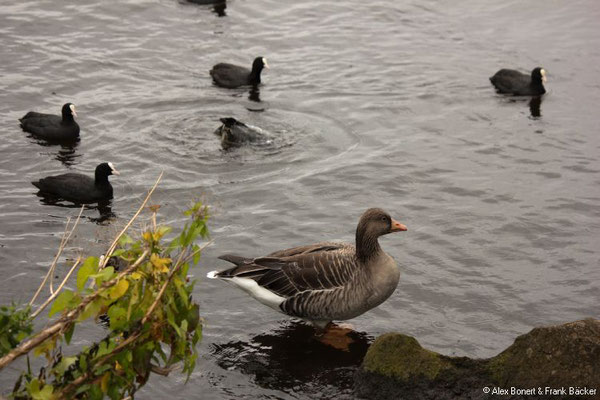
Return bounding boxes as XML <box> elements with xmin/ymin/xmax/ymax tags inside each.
<box><xmin>314</xmin><ymin>322</ymin><xmax>355</xmax><ymax>351</ymax></box>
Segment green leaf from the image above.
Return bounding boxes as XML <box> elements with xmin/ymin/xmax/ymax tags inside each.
<box><xmin>75</xmin><ymin>383</ymin><xmax>91</xmax><ymax>396</ymax></box>
<box><xmin>166</xmin><ymin>234</ymin><xmax>182</xmax><ymax>253</ymax></box>
<box><xmin>95</xmin><ymin>340</ymin><xmax>115</xmax><ymax>359</ymax></box>
<box><xmin>64</xmin><ymin>323</ymin><xmax>75</xmax><ymax>345</ymax></box>
<box><xmin>54</xmin><ymin>356</ymin><xmax>77</xmax><ymax>375</ymax></box>
<box><xmin>108</xmin><ymin>279</ymin><xmax>129</xmax><ymax>300</ymax></box>
<box><xmin>110</xmin><ymin>249</ymin><xmax>125</xmax><ymax>258</ymax></box>
<box><xmin>27</xmin><ymin>379</ymin><xmax>54</xmax><ymax>400</ymax></box>
<box><xmin>0</xmin><ymin>336</ymin><xmax>11</xmax><ymax>352</ymax></box>
<box><xmin>27</xmin><ymin>378</ymin><xmax>41</xmax><ymax>396</ymax></box>
<box><xmin>187</xmin><ymin>304</ymin><xmax>200</xmax><ymax>332</ymax></box>
<box><xmin>49</xmin><ymin>290</ymin><xmax>75</xmax><ymax>317</ymax></box>
<box><xmin>155</xmin><ymin>225</ymin><xmax>172</xmax><ymax>239</ymax></box>
<box><xmin>90</xmin><ymin>266</ymin><xmax>114</xmax><ymax>286</ymax></box>
<box><xmin>77</xmin><ymin>299</ymin><xmax>102</xmax><ymax>321</ymax></box>
<box><xmin>118</xmin><ymin>233</ymin><xmax>134</xmax><ymax>247</ymax></box>
<box><xmin>107</xmin><ymin>305</ymin><xmax>127</xmax><ymax>331</ymax></box>
<box><xmin>77</xmin><ymin>257</ymin><xmax>99</xmax><ymax>291</ymax></box>
<box><xmin>132</xmin><ymin>346</ymin><xmax>152</xmax><ymax>380</ymax></box>
<box><xmin>180</xmin><ymin>320</ymin><xmax>188</xmax><ymax>336</ymax></box>
<box><xmin>79</xmin><ymin>354</ymin><xmax>88</xmax><ymax>371</ymax></box>
<box><xmin>88</xmin><ymin>383</ymin><xmax>103</xmax><ymax>400</ymax></box>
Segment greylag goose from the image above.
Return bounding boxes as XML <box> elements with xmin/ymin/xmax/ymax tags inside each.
<box><xmin>207</xmin><ymin>208</ymin><xmax>407</xmax><ymax>329</ymax></box>
<box><xmin>490</xmin><ymin>67</ymin><xmax>547</xmax><ymax>96</ymax></box>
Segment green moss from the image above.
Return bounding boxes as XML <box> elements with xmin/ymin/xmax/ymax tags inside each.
<box><xmin>486</xmin><ymin>349</ymin><xmax>509</xmax><ymax>384</ymax></box>
<box><xmin>362</xmin><ymin>333</ymin><xmax>451</xmax><ymax>381</ymax></box>
<box><xmin>485</xmin><ymin>319</ymin><xmax>600</xmax><ymax>389</ymax></box>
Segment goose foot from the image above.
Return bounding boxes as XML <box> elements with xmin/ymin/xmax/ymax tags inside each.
<box><xmin>314</xmin><ymin>322</ymin><xmax>355</xmax><ymax>351</ymax></box>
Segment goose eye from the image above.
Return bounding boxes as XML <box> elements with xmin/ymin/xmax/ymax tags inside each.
<box><xmin>381</xmin><ymin>216</ymin><xmax>387</xmax><ymax>222</ymax></box>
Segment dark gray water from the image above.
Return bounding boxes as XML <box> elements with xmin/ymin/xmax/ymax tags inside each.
<box><xmin>1</xmin><ymin>0</ymin><xmax>599</xmax><ymax>398</ymax></box>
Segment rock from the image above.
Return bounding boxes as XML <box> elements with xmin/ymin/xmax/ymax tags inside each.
<box><xmin>355</xmin><ymin>319</ymin><xmax>600</xmax><ymax>400</ymax></box>
<box><xmin>361</xmin><ymin>334</ymin><xmax>452</xmax><ymax>380</ymax></box>
<box><xmin>489</xmin><ymin>318</ymin><xmax>600</xmax><ymax>390</ymax></box>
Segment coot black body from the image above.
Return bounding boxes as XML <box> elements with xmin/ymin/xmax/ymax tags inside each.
<box><xmin>490</xmin><ymin>67</ymin><xmax>547</xmax><ymax>96</ymax></box>
<box><xmin>20</xmin><ymin>103</ymin><xmax>80</xmax><ymax>142</ymax></box>
<box><xmin>32</xmin><ymin>162</ymin><xmax>120</xmax><ymax>204</ymax></box>
<box><xmin>210</xmin><ymin>57</ymin><xmax>269</xmax><ymax>88</ymax></box>
<box><xmin>214</xmin><ymin>118</ymin><xmax>266</xmax><ymax>149</ymax></box>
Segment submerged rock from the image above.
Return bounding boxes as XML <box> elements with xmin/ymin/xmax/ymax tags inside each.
<box><xmin>214</xmin><ymin>117</ymin><xmax>269</xmax><ymax>149</ymax></box>
<box><xmin>355</xmin><ymin>319</ymin><xmax>600</xmax><ymax>400</ymax></box>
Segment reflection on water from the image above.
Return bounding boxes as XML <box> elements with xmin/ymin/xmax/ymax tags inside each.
<box><xmin>248</xmin><ymin>86</ymin><xmax>261</xmax><ymax>103</ymax></box>
<box><xmin>212</xmin><ymin>321</ymin><xmax>371</xmax><ymax>396</ymax></box>
<box><xmin>184</xmin><ymin>0</ymin><xmax>227</xmax><ymax>17</ymax></box>
<box><xmin>213</xmin><ymin>2</ymin><xmax>226</xmax><ymax>17</ymax></box>
<box><xmin>505</xmin><ymin>95</ymin><xmax>544</xmax><ymax>119</ymax></box>
<box><xmin>29</xmin><ymin>137</ymin><xmax>81</xmax><ymax>167</ymax></box>
<box><xmin>529</xmin><ymin>96</ymin><xmax>542</xmax><ymax>119</ymax></box>
<box><xmin>35</xmin><ymin>195</ymin><xmax>115</xmax><ymax>224</ymax></box>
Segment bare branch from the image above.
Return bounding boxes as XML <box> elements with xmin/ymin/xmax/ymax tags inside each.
<box><xmin>150</xmin><ymin>363</ymin><xmax>178</xmax><ymax>376</ymax></box>
<box><xmin>29</xmin><ymin>206</ymin><xmax>84</xmax><ymax>306</ymax></box>
<box><xmin>99</xmin><ymin>171</ymin><xmax>163</xmax><ymax>271</ymax></box>
<box><xmin>31</xmin><ymin>256</ymin><xmax>82</xmax><ymax>319</ymax></box>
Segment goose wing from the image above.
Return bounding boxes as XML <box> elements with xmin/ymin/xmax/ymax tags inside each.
<box><xmin>216</xmin><ymin>242</ymin><xmax>358</xmax><ymax>298</ymax></box>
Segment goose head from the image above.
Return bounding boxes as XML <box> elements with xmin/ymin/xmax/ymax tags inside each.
<box><xmin>356</xmin><ymin>208</ymin><xmax>406</xmax><ymax>260</ymax></box>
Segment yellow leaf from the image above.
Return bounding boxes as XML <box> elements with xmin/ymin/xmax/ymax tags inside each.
<box><xmin>150</xmin><ymin>253</ymin><xmax>171</xmax><ymax>273</ymax></box>
<box><xmin>115</xmin><ymin>361</ymin><xmax>123</xmax><ymax>371</ymax></box>
<box><xmin>33</xmin><ymin>338</ymin><xmax>56</xmax><ymax>359</ymax></box>
<box><xmin>100</xmin><ymin>372</ymin><xmax>110</xmax><ymax>393</ymax></box>
<box><xmin>143</xmin><ymin>231</ymin><xmax>153</xmax><ymax>243</ymax></box>
<box><xmin>131</xmin><ymin>272</ymin><xmax>142</xmax><ymax>280</ymax></box>
<box><xmin>109</xmin><ymin>279</ymin><xmax>129</xmax><ymax>300</ymax></box>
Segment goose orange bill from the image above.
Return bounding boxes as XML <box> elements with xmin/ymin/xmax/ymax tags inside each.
<box><xmin>391</xmin><ymin>219</ymin><xmax>408</xmax><ymax>232</ymax></box>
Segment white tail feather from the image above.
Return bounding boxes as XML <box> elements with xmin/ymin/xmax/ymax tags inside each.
<box><xmin>206</xmin><ymin>270</ymin><xmax>219</xmax><ymax>279</ymax></box>
<box><xmin>230</xmin><ymin>277</ymin><xmax>285</xmax><ymax>311</ymax></box>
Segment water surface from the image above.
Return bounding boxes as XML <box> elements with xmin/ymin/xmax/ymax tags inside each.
<box><xmin>1</xmin><ymin>0</ymin><xmax>599</xmax><ymax>398</ymax></box>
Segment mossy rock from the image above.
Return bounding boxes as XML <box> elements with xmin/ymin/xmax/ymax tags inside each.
<box><xmin>356</xmin><ymin>319</ymin><xmax>600</xmax><ymax>400</ymax></box>
<box><xmin>488</xmin><ymin>318</ymin><xmax>600</xmax><ymax>389</ymax></box>
<box><xmin>362</xmin><ymin>333</ymin><xmax>452</xmax><ymax>381</ymax></box>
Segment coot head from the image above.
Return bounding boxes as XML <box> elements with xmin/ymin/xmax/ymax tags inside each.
<box><xmin>61</xmin><ymin>103</ymin><xmax>77</xmax><ymax>122</ymax></box>
<box><xmin>252</xmin><ymin>57</ymin><xmax>269</xmax><ymax>75</ymax></box>
<box><xmin>220</xmin><ymin>117</ymin><xmax>240</xmax><ymax>127</ymax></box>
<box><xmin>531</xmin><ymin>67</ymin><xmax>547</xmax><ymax>85</ymax></box>
<box><xmin>95</xmin><ymin>162</ymin><xmax>120</xmax><ymax>181</ymax></box>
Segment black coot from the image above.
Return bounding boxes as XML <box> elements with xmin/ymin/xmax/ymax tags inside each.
<box><xmin>20</xmin><ymin>103</ymin><xmax>80</xmax><ymax>142</ymax></box>
<box><xmin>210</xmin><ymin>57</ymin><xmax>269</xmax><ymax>88</ymax></box>
<box><xmin>32</xmin><ymin>162</ymin><xmax>120</xmax><ymax>204</ymax></box>
<box><xmin>214</xmin><ymin>118</ymin><xmax>266</xmax><ymax>149</ymax></box>
<box><xmin>490</xmin><ymin>67</ymin><xmax>547</xmax><ymax>96</ymax></box>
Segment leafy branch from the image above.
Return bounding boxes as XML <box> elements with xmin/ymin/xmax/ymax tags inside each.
<box><xmin>0</xmin><ymin>174</ymin><xmax>210</xmax><ymax>399</ymax></box>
